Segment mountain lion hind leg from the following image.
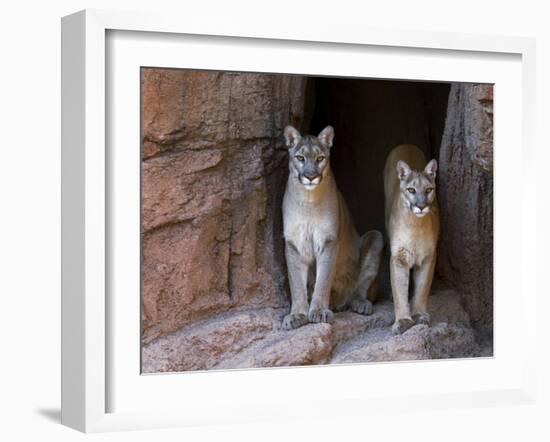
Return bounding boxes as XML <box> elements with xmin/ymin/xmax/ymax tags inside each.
<box><xmin>349</xmin><ymin>230</ymin><xmax>383</xmax><ymax>315</ymax></box>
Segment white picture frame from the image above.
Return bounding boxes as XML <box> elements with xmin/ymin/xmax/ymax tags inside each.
<box><xmin>61</xmin><ymin>9</ymin><xmax>537</xmax><ymax>433</ymax></box>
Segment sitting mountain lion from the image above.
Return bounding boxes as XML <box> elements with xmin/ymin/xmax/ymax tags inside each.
<box><xmin>384</xmin><ymin>144</ymin><xmax>439</xmax><ymax>335</ymax></box>
<box><xmin>281</xmin><ymin>125</ymin><xmax>383</xmax><ymax>330</ymax></box>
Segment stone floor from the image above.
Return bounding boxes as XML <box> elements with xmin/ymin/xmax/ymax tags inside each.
<box><xmin>142</xmin><ymin>288</ymin><xmax>491</xmax><ymax>373</ymax></box>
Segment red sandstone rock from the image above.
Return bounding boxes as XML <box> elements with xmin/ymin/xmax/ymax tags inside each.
<box><xmin>142</xmin><ymin>289</ymin><xmax>480</xmax><ymax>372</ymax></box>
<box><xmin>437</xmin><ymin>84</ymin><xmax>494</xmax><ymax>336</ymax></box>
<box><xmin>140</xmin><ymin>68</ymin><xmax>307</xmax><ymax>343</ymax></box>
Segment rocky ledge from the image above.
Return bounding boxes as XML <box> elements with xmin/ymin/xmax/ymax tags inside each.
<box><xmin>142</xmin><ymin>288</ymin><xmax>490</xmax><ymax>373</ymax></box>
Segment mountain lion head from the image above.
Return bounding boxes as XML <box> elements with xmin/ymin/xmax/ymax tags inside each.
<box><xmin>284</xmin><ymin>125</ymin><xmax>334</xmax><ymax>191</ymax></box>
<box><xmin>396</xmin><ymin>158</ymin><xmax>437</xmax><ymax>218</ymax></box>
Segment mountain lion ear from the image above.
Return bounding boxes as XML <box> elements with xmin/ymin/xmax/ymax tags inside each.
<box><xmin>284</xmin><ymin>126</ymin><xmax>301</xmax><ymax>149</ymax></box>
<box><xmin>317</xmin><ymin>125</ymin><xmax>335</xmax><ymax>149</ymax></box>
<box><xmin>424</xmin><ymin>159</ymin><xmax>438</xmax><ymax>179</ymax></box>
<box><xmin>396</xmin><ymin>160</ymin><xmax>412</xmax><ymax>180</ymax></box>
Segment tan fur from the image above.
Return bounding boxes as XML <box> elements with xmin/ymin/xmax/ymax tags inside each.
<box><xmin>384</xmin><ymin>144</ymin><xmax>440</xmax><ymax>334</ymax></box>
<box><xmin>282</xmin><ymin>127</ymin><xmax>383</xmax><ymax>330</ymax></box>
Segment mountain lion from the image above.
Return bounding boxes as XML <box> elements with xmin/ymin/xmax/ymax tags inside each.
<box><xmin>281</xmin><ymin>125</ymin><xmax>383</xmax><ymax>330</ymax></box>
<box><xmin>384</xmin><ymin>144</ymin><xmax>439</xmax><ymax>335</ymax></box>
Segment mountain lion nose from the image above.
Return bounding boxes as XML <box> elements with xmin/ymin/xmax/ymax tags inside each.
<box><xmin>305</xmin><ymin>174</ymin><xmax>318</xmax><ymax>182</ymax></box>
<box><xmin>416</xmin><ymin>203</ymin><xmax>426</xmax><ymax>210</ymax></box>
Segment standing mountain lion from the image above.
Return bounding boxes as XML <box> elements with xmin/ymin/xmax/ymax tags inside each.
<box><xmin>281</xmin><ymin>125</ymin><xmax>383</xmax><ymax>330</ymax></box>
<box><xmin>384</xmin><ymin>144</ymin><xmax>439</xmax><ymax>335</ymax></box>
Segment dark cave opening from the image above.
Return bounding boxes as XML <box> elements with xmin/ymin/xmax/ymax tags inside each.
<box><xmin>301</xmin><ymin>77</ymin><xmax>451</xmax><ymax>297</ymax></box>
<box><xmin>305</xmin><ymin>77</ymin><xmax>450</xmax><ymax>234</ymax></box>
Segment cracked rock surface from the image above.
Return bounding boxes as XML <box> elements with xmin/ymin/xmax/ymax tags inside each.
<box><xmin>142</xmin><ymin>289</ymin><xmax>486</xmax><ymax>373</ymax></box>
<box><xmin>140</xmin><ymin>69</ymin><xmax>307</xmax><ymax>343</ymax></box>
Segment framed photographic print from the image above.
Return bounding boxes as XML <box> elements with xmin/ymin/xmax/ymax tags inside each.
<box><xmin>61</xmin><ymin>9</ymin><xmax>537</xmax><ymax>432</ymax></box>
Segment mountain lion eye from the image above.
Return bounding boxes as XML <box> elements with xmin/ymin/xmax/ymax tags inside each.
<box><xmin>316</xmin><ymin>156</ymin><xmax>325</xmax><ymax>163</ymax></box>
<box><xmin>407</xmin><ymin>188</ymin><xmax>416</xmax><ymax>194</ymax></box>
<box><xmin>295</xmin><ymin>155</ymin><xmax>305</xmax><ymax>162</ymax></box>
<box><xmin>426</xmin><ymin>187</ymin><xmax>433</xmax><ymax>194</ymax></box>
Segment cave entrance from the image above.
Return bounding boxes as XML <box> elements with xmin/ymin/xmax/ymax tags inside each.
<box><xmin>302</xmin><ymin>77</ymin><xmax>451</xmax><ymax>296</ymax></box>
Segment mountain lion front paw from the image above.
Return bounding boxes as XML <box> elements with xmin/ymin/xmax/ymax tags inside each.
<box><xmin>413</xmin><ymin>312</ymin><xmax>431</xmax><ymax>325</ymax></box>
<box><xmin>350</xmin><ymin>299</ymin><xmax>373</xmax><ymax>315</ymax></box>
<box><xmin>308</xmin><ymin>308</ymin><xmax>334</xmax><ymax>324</ymax></box>
<box><xmin>282</xmin><ymin>313</ymin><xmax>308</xmax><ymax>330</ymax></box>
<box><xmin>391</xmin><ymin>317</ymin><xmax>414</xmax><ymax>335</ymax></box>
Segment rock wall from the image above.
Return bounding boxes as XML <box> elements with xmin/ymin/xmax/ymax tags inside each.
<box><xmin>140</xmin><ymin>69</ymin><xmax>307</xmax><ymax>343</ymax></box>
<box><xmin>437</xmin><ymin>84</ymin><xmax>494</xmax><ymax>336</ymax></box>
